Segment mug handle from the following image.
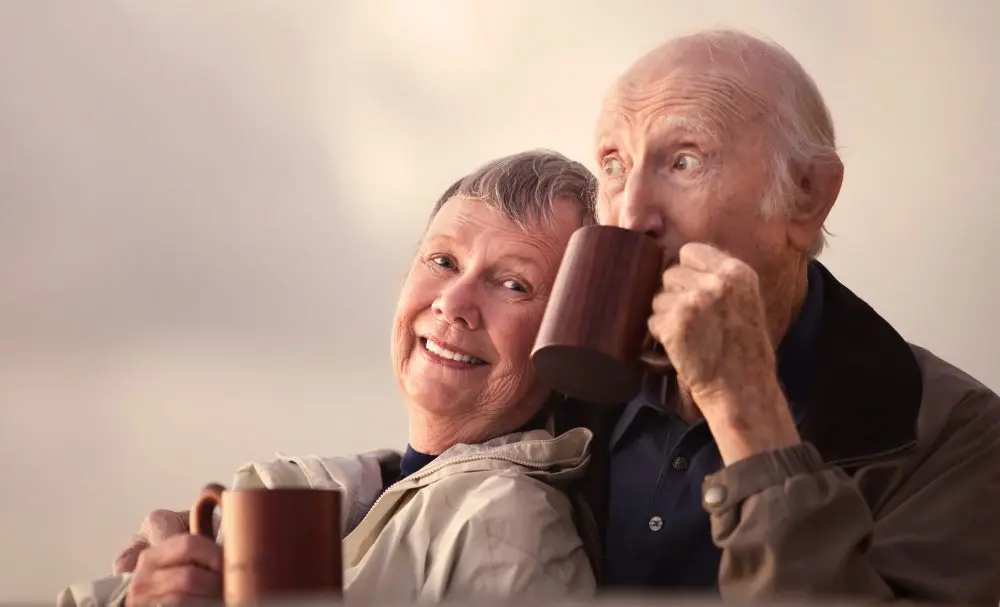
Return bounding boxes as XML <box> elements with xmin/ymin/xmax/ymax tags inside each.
<box><xmin>638</xmin><ymin>333</ymin><xmax>672</xmax><ymax>375</ymax></box>
<box><xmin>190</xmin><ymin>483</ymin><xmax>226</xmax><ymax>539</ymax></box>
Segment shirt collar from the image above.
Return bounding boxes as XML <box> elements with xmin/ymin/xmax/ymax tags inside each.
<box><xmin>399</xmin><ymin>445</ymin><xmax>438</xmax><ymax>479</ymax></box>
<box><xmin>610</xmin><ymin>260</ymin><xmax>826</xmax><ymax>449</ymax></box>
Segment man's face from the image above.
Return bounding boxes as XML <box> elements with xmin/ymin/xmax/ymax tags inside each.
<box><xmin>594</xmin><ymin>60</ymin><xmax>792</xmax><ymax>277</ymax></box>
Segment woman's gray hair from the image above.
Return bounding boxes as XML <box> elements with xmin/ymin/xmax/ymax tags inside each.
<box><xmin>428</xmin><ymin>149</ymin><xmax>598</xmax><ymax>228</ymax></box>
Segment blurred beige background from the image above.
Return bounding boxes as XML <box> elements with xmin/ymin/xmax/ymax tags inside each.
<box><xmin>0</xmin><ymin>0</ymin><xmax>997</xmax><ymax>601</ymax></box>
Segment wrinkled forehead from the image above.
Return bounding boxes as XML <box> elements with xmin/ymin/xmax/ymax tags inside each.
<box><xmin>598</xmin><ymin>71</ymin><xmax>769</xmax><ymax>142</ymax></box>
<box><xmin>596</xmin><ymin>44</ymin><xmax>778</xmax><ymax>145</ymax></box>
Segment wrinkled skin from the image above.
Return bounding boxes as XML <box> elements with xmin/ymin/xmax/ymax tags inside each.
<box><xmin>392</xmin><ymin>196</ymin><xmax>582</xmax><ymax>453</ymax></box>
<box><xmin>111</xmin><ymin>509</ymin><xmax>222</xmax><ymax>606</ymax></box>
<box><xmin>595</xmin><ymin>35</ymin><xmax>843</xmax><ymax>463</ymax></box>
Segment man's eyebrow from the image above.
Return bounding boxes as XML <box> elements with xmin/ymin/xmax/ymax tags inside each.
<box><xmin>658</xmin><ymin>115</ymin><xmax>719</xmax><ymax>139</ymax></box>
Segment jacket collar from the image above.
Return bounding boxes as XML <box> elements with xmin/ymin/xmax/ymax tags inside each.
<box><xmin>389</xmin><ymin>426</ymin><xmax>593</xmax><ymax>491</ymax></box>
<box><xmin>798</xmin><ymin>261</ymin><xmax>923</xmax><ymax>464</ymax></box>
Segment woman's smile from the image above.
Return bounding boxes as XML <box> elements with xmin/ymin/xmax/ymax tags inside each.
<box><xmin>419</xmin><ymin>337</ymin><xmax>488</xmax><ymax>369</ymax></box>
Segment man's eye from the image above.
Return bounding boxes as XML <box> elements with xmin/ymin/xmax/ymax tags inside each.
<box><xmin>675</xmin><ymin>154</ymin><xmax>702</xmax><ymax>170</ymax></box>
<box><xmin>602</xmin><ymin>157</ymin><xmax>626</xmax><ymax>178</ymax></box>
<box><xmin>501</xmin><ymin>278</ymin><xmax>527</xmax><ymax>293</ymax></box>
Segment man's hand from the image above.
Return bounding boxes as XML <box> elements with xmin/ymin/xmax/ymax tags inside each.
<box><xmin>112</xmin><ymin>509</ymin><xmax>190</xmax><ymax>575</ymax></box>
<box><xmin>125</xmin><ymin>534</ymin><xmax>222</xmax><ymax>606</ymax></box>
<box><xmin>648</xmin><ymin>242</ymin><xmax>800</xmax><ymax>464</ymax></box>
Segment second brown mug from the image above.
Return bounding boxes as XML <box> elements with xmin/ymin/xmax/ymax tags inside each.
<box><xmin>190</xmin><ymin>484</ymin><xmax>343</xmax><ymax>606</ymax></box>
<box><xmin>531</xmin><ymin>225</ymin><xmax>671</xmax><ymax>405</ymax></box>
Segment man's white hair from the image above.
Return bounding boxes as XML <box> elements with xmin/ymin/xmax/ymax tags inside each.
<box><xmin>691</xmin><ymin>29</ymin><xmax>840</xmax><ymax>256</ymax></box>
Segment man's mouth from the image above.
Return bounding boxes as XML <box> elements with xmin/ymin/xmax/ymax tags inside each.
<box><xmin>420</xmin><ymin>337</ymin><xmax>488</xmax><ymax>366</ymax></box>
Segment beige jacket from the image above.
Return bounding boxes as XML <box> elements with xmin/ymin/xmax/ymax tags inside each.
<box><xmin>343</xmin><ymin>427</ymin><xmax>595</xmax><ymax>602</ymax></box>
<box><xmin>56</xmin><ymin>428</ymin><xmax>595</xmax><ymax>605</ymax></box>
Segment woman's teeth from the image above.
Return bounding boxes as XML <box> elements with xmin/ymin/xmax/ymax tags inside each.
<box><xmin>424</xmin><ymin>339</ymin><xmax>485</xmax><ymax>365</ymax></box>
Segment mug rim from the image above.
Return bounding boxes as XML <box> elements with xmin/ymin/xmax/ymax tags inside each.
<box><xmin>220</xmin><ymin>487</ymin><xmax>343</xmax><ymax>494</ymax></box>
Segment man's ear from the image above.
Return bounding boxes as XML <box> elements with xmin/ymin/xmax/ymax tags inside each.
<box><xmin>787</xmin><ymin>156</ymin><xmax>843</xmax><ymax>253</ymax></box>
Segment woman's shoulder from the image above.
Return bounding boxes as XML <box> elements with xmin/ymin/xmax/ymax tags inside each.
<box><xmin>410</xmin><ymin>427</ymin><xmax>592</xmax><ymax>527</ymax></box>
<box><xmin>440</xmin><ymin>466</ymin><xmax>576</xmax><ymax>521</ymax></box>
<box><xmin>415</xmin><ymin>426</ymin><xmax>593</xmax><ymax>487</ymax></box>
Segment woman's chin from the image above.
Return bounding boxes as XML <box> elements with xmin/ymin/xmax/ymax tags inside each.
<box><xmin>404</xmin><ymin>371</ymin><xmax>485</xmax><ymax>408</ymax></box>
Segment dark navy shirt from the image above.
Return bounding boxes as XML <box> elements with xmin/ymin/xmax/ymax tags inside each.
<box><xmin>605</xmin><ymin>261</ymin><xmax>826</xmax><ymax>589</ymax></box>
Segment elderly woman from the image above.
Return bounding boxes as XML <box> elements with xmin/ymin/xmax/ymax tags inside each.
<box><xmin>58</xmin><ymin>150</ymin><xmax>599</xmax><ymax>606</ymax></box>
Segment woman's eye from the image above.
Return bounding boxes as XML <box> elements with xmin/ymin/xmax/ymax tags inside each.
<box><xmin>601</xmin><ymin>157</ymin><xmax>626</xmax><ymax>178</ymax></box>
<box><xmin>501</xmin><ymin>278</ymin><xmax>527</xmax><ymax>293</ymax></box>
<box><xmin>675</xmin><ymin>154</ymin><xmax>702</xmax><ymax>170</ymax></box>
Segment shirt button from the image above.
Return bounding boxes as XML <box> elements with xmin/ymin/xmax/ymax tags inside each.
<box><xmin>703</xmin><ymin>485</ymin><xmax>727</xmax><ymax>507</ymax></box>
<box><xmin>671</xmin><ymin>456</ymin><xmax>689</xmax><ymax>471</ymax></box>
<box><xmin>648</xmin><ymin>516</ymin><xmax>663</xmax><ymax>532</ymax></box>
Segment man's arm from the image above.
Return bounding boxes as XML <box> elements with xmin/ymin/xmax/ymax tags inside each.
<box><xmin>708</xmin><ymin>389</ymin><xmax>1000</xmax><ymax>605</ymax></box>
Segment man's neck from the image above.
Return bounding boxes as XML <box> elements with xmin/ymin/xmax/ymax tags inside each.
<box><xmin>763</xmin><ymin>257</ymin><xmax>811</xmax><ymax>349</ymax></box>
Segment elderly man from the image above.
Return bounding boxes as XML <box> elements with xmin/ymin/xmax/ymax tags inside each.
<box><xmin>557</xmin><ymin>28</ymin><xmax>1000</xmax><ymax>604</ymax></box>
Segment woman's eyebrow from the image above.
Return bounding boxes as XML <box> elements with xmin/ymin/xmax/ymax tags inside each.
<box><xmin>495</xmin><ymin>252</ymin><xmax>543</xmax><ymax>274</ymax></box>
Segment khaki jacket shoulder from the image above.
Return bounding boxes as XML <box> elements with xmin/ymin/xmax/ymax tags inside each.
<box><xmin>343</xmin><ymin>427</ymin><xmax>596</xmax><ymax>603</ymax></box>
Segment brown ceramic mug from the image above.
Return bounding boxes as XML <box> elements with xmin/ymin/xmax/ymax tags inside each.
<box><xmin>531</xmin><ymin>225</ymin><xmax>671</xmax><ymax>405</ymax></box>
<box><xmin>190</xmin><ymin>484</ymin><xmax>343</xmax><ymax>606</ymax></box>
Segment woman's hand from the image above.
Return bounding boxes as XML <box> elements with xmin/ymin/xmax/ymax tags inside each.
<box><xmin>125</xmin><ymin>533</ymin><xmax>222</xmax><ymax>606</ymax></box>
<box><xmin>113</xmin><ymin>509</ymin><xmax>190</xmax><ymax>575</ymax></box>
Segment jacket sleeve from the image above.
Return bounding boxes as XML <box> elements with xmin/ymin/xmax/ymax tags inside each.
<box><xmin>234</xmin><ymin>449</ymin><xmax>398</xmax><ymax>535</ymax></box>
<box><xmin>438</xmin><ymin>475</ymin><xmax>596</xmax><ymax>602</ymax></box>
<box><xmin>55</xmin><ymin>573</ymin><xmax>130</xmax><ymax>607</ymax></box>
<box><xmin>707</xmin><ymin>389</ymin><xmax>1000</xmax><ymax>605</ymax></box>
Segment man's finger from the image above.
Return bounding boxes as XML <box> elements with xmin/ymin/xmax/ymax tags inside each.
<box><xmin>143</xmin><ymin>534</ymin><xmax>223</xmax><ymax>573</ymax></box>
<box><xmin>654</xmin><ymin>266</ymin><xmax>721</xmax><ymax>308</ymax></box>
<box><xmin>677</xmin><ymin>241</ymin><xmax>731</xmax><ymax>271</ymax></box>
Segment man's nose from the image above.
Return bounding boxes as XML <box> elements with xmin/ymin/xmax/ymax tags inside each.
<box><xmin>431</xmin><ymin>279</ymin><xmax>481</xmax><ymax>331</ymax></box>
<box><xmin>617</xmin><ymin>171</ymin><xmax>666</xmax><ymax>239</ymax></box>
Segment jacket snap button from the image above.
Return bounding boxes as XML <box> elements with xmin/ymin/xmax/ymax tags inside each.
<box><xmin>703</xmin><ymin>485</ymin><xmax>727</xmax><ymax>507</ymax></box>
<box><xmin>648</xmin><ymin>516</ymin><xmax>663</xmax><ymax>531</ymax></box>
<box><xmin>671</xmin><ymin>456</ymin><xmax>688</xmax><ymax>471</ymax></box>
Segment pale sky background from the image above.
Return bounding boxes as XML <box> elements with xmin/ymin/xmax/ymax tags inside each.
<box><xmin>0</xmin><ymin>0</ymin><xmax>998</xmax><ymax>601</ymax></box>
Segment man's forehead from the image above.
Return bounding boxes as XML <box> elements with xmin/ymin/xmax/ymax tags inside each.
<box><xmin>595</xmin><ymin>59</ymin><xmax>772</xmax><ymax>145</ymax></box>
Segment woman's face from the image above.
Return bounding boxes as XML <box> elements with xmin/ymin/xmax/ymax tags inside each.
<box><xmin>392</xmin><ymin>196</ymin><xmax>582</xmax><ymax>432</ymax></box>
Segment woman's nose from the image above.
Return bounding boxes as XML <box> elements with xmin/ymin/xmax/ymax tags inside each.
<box><xmin>431</xmin><ymin>281</ymin><xmax>481</xmax><ymax>331</ymax></box>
